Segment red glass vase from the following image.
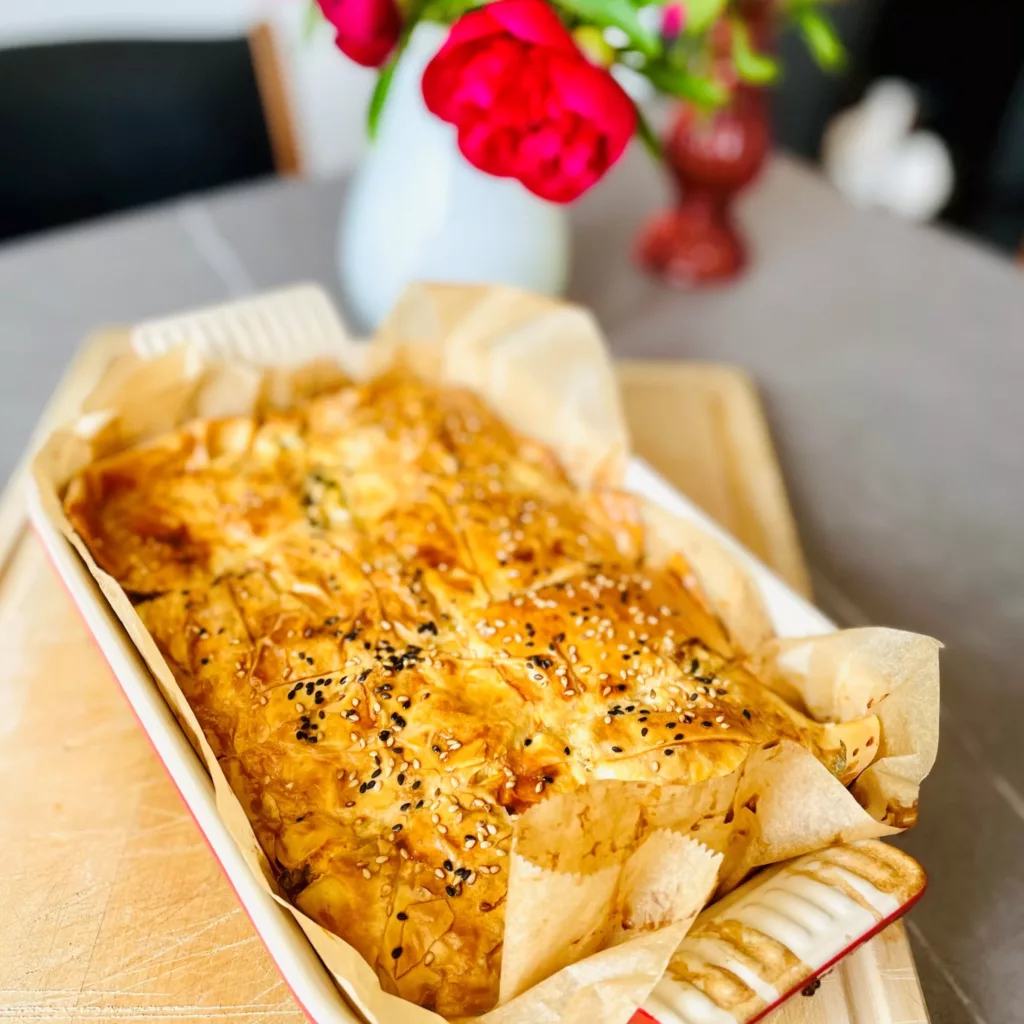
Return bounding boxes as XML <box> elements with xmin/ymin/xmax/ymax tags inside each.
<box><xmin>636</xmin><ymin>86</ymin><xmax>770</xmax><ymax>288</ymax></box>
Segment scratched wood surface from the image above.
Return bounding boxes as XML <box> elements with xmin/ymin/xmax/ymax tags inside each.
<box><xmin>0</xmin><ymin>333</ymin><xmax>927</xmax><ymax>1023</ymax></box>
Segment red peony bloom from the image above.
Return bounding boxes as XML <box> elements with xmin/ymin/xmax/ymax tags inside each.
<box><xmin>318</xmin><ymin>0</ymin><xmax>401</xmax><ymax>68</ymax></box>
<box><xmin>421</xmin><ymin>0</ymin><xmax>636</xmax><ymax>202</ymax></box>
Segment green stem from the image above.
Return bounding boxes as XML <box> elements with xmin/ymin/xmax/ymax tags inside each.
<box><xmin>634</xmin><ymin>103</ymin><xmax>663</xmax><ymax>163</ymax></box>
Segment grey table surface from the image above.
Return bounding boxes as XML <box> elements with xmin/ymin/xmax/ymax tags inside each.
<box><xmin>2</xmin><ymin>150</ymin><xmax>1022</xmax><ymax>1024</ymax></box>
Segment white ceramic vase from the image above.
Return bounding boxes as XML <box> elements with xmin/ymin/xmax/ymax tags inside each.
<box><xmin>338</xmin><ymin>23</ymin><xmax>571</xmax><ymax>332</ymax></box>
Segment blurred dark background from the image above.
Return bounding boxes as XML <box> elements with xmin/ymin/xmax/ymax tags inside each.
<box><xmin>773</xmin><ymin>0</ymin><xmax>1024</xmax><ymax>254</ymax></box>
<box><xmin>0</xmin><ymin>0</ymin><xmax>1023</xmax><ymax>255</ymax></box>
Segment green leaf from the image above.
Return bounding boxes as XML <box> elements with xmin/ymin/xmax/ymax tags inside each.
<box><xmin>303</xmin><ymin>1</ymin><xmax>322</xmax><ymax>43</ymax></box>
<box><xmin>634</xmin><ymin>103</ymin><xmax>663</xmax><ymax>161</ymax></box>
<box><xmin>730</xmin><ymin>17</ymin><xmax>779</xmax><ymax>84</ymax></box>
<box><xmin>367</xmin><ymin>0</ymin><xmax>433</xmax><ymax>140</ymax></box>
<box><xmin>683</xmin><ymin>0</ymin><xmax>727</xmax><ymax>35</ymax></box>
<box><xmin>556</xmin><ymin>0</ymin><xmax>661</xmax><ymax>57</ymax></box>
<box><xmin>797</xmin><ymin>9</ymin><xmax>846</xmax><ymax>71</ymax></box>
<box><xmin>367</xmin><ymin>57</ymin><xmax>399</xmax><ymax>141</ymax></box>
<box><xmin>420</xmin><ymin>0</ymin><xmax>479</xmax><ymax>21</ymax></box>
<box><xmin>642</xmin><ymin>63</ymin><xmax>729</xmax><ymax>108</ymax></box>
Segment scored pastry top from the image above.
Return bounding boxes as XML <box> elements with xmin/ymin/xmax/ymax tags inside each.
<box><xmin>64</xmin><ymin>369</ymin><xmax>873</xmax><ymax>1017</ymax></box>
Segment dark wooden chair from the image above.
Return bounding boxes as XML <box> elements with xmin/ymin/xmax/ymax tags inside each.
<box><xmin>0</xmin><ymin>26</ymin><xmax>300</xmax><ymax>242</ymax></box>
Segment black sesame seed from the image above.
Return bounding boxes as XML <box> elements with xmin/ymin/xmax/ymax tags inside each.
<box><xmin>443</xmin><ymin>859</ymin><xmax>454</xmax><ymax>871</ymax></box>
<box><xmin>397</xmin><ymin>912</ymin><xmax>408</xmax><ymax>921</ymax></box>
<box><xmin>371</xmin><ymin>768</ymin><xmax>382</xmax><ymax>779</ymax></box>
<box><xmin>445</xmin><ymin>885</ymin><xmax>458</xmax><ymax>897</ymax></box>
<box><xmin>564</xmin><ymin>746</ymin><xmax>571</xmax><ymax>755</ymax></box>
<box><xmin>392</xmin><ymin>823</ymin><xmax>403</xmax><ymax>832</ymax></box>
<box><xmin>664</xmin><ymin>749</ymin><xmax>674</xmax><ymax>756</ymax></box>
<box><xmin>542</xmin><ymin>775</ymin><xmax>554</xmax><ymax>784</ymax></box>
<box><xmin>431</xmin><ymin>744</ymin><xmax>441</xmax><ymax>754</ymax></box>
<box><xmin>742</xmin><ymin>709</ymin><xmax>752</xmax><ymax>720</ymax></box>
<box><xmin>319</xmin><ymin>710</ymin><xmax>325</xmax><ymax>719</ymax></box>
<box><xmin>641</xmin><ymin>728</ymin><xmax>648</xmax><ymax>737</ymax></box>
<box><xmin>701</xmin><ymin>721</ymin><xmax>713</xmax><ymax>728</ymax></box>
<box><xmin>611</xmin><ymin>746</ymin><xmax>623</xmax><ymax>753</ymax></box>
<box><xmin>412</xmin><ymin>780</ymin><xmax>421</xmax><ymax>790</ymax></box>
<box><xmin>379</xmin><ymin>730</ymin><xmax>391</xmax><ymax>741</ymax></box>
<box><xmin>397</xmin><ymin>773</ymin><xmax>406</xmax><ymax>785</ymax></box>
<box><xmin>391</xmin><ymin>947</ymin><xmax>403</xmax><ymax>959</ymax></box>
<box><xmin>200</xmin><ymin>657</ymin><xmax>210</xmax><ymax>666</ymax></box>
<box><xmin>524</xmin><ymin>738</ymin><xmax>533</xmax><ymax>747</ymax></box>
<box><xmin>675</xmin><ymin>733</ymin><xmax>684</xmax><ymax>740</ymax></box>
<box><xmin>415</xmin><ymin>799</ymin><xmax>424</xmax><ymax>809</ymax></box>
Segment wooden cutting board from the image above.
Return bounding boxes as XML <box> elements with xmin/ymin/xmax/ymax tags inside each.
<box><xmin>0</xmin><ymin>332</ymin><xmax>928</xmax><ymax>1024</ymax></box>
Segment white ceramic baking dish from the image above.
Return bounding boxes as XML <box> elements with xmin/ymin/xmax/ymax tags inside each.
<box><xmin>27</xmin><ymin>285</ymin><xmax>923</xmax><ymax>1024</ymax></box>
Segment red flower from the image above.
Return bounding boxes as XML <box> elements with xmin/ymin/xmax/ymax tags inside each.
<box><xmin>318</xmin><ymin>0</ymin><xmax>400</xmax><ymax>68</ymax></box>
<box><xmin>661</xmin><ymin>2</ymin><xmax>686</xmax><ymax>40</ymax></box>
<box><xmin>421</xmin><ymin>0</ymin><xmax>636</xmax><ymax>202</ymax></box>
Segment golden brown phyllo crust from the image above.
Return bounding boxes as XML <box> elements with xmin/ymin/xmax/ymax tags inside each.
<box><xmin>64</xmin><ymin>369</ymin><xmax>866</xmax><ymax>1017</ymax></box>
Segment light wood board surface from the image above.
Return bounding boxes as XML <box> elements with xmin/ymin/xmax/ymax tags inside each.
<box><xmin>0</xmin><ymin>333</ymin><xmax>927</xmax><ymax>1024</ymax></box>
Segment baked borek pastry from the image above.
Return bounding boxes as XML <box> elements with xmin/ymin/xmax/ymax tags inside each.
<box><xmin>65</xmin><ymin>370</ymin><xmax>873</xmax><ymax>1017</ymax></box>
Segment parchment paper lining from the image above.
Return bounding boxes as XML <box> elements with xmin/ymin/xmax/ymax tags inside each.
<box><xmin>32</xmin><ymin>282</ymin><xmax>939</xmax><ymax>1024</ymax></box>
